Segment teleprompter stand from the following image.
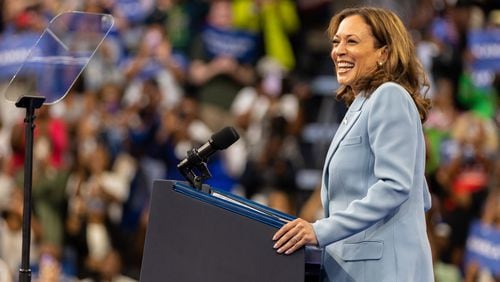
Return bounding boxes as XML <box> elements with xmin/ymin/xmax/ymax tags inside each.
<box><xmin>2</xmin><ymin>12</ymin><xmax>114</xmax><ymax>281</ymax></box>
<box><xmin>15</xmin><ymin>96</ymin><xmax>45</xmax><ymax>282</ymax></box>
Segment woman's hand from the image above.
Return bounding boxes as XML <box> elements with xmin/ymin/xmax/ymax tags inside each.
<box><xmin>272</xmin><ymin>218</ymin><xmax>318</xmax><ymax>255</ymax></box>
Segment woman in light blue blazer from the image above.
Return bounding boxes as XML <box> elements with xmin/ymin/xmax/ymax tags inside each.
<box><xmin>272</xmin><ymin>7</ymin><xmax>434</xmax><ymax>282</ymax></box>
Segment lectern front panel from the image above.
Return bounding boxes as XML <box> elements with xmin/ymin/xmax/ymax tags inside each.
<box><xmin>140</xmin><ymin>180</ymin><xmax>305</xmax><ymax>282</ymax></box>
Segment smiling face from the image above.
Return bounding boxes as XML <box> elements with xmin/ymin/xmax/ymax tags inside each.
<box><xmin>331</xmin><ymin>15</ymin><xmax>385</xmax><ymax>93</ymax></box>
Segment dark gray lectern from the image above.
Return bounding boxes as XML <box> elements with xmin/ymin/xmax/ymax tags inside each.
<box><xmin>140</xmin><ymin>180</ymin><xmax>312</xmax><ymax>282</ymax></box>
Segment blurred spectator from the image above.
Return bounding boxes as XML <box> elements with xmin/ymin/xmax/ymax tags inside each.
<box><xmin>231</xmin><ymin>56</ymin><xmax>304</xmax><ymax>212</ymax></box>
<box><xmin>0</xmin><ymin>257</ymin><xmax>12</xmax><ymax>282</ymax></box>
<box><xmin>146</xmin><ymin>0</ymin><xmax>208</xmax><ymax>59</ymax></box>
<box><xmin>83</xmin><ymin>29</ymin><xmax>125</xmax><ymax>93</ymax></box>
<box><xmin>33</xmin><ymin>248</ymin><xmax>77</xmax><ymax>282</ymax></box>
<box><xmin>293</xmin><ymin>1</ymin><xmax>333</xmax><ymax>78</ymax></box>
<box><xmin>436</xmin><ymin>111</ymin><xmax>497</xmax><ymax>268</ymax></box>
<box><xmin>425</xmin><ymin>76</ymin><xmax>460</xmax><ymax>197</ymax></box>
<box><xmin>122</xmin><ymin>77</ymin><xmax>168</xmax><ymax>191</ymax></box>
<box><xmin>429</xmin><ymin>0</ymin><xmax>472</xmax><ymax>96</ymax></box>
<box><xmin>427</xmin><ymin>194</ymin><xmax>463</xmax><ymax>282</ymax></box>
<box><xmin>239</xmin><ymin>115</ymin><xmax>302</xmax><ymax>214</ymax></box>
<box><xmin>125</xmin><ymin>78</ymin><xmax>164</xmax><ymax>151</ymax></box>
<box><xmin>433</xmin><ymin>222</ymin><xmax>464</xmax><ymax>282</ymax></box>
<box><xmin>112</xmin><ymin>0</ymin><xmax>155</xmax><ymax>52</ymax></box>
<box><xmin>188</xmin><ymin>0</ymin><xmax>257</xmax><ymax>131</ymax></box>
<box><xmin>414</xmin><ymin>25</ymin><xmax>440</xmax><ymax>98</ymax></box>
<box><xmin>65</xmin><ymin>141</ymin><xmax>133</xmax><ymax>279</ymax></box>
<box><xmin>122</xmin><ymin>23</ymin><xmax>184</xmax><ymax>110</ymax></box>
<box><xmin>94</xmin><ymin>83</ymin><xmax>127</xmax><ymax>160</ymax></box>
<box><xmin>457</xmin><ymin>68</ymin><xmax>497</xmax><ymax>120</ymax></box>
<box><xmin>455</xmin><ymin>3</ymin><xmax>497</xmax><ymax>119</ymax></box>
<box><xmin>438</xmin><ymin>112</ymin><xmax>497</xmax><ymax>197</ymax></box>
<box><xmin>10</xmin><ymin>3</ymin><xmax>48</xmax><ymax>34</ymax></box>
<box><xmin>0</xmin><ymin>156</ymin><xmax>14</xmax><ymax>214</ymax></box>
<box><xmin>80</xmin><ymin>249</ymin><xmax>137</xmax><ymax>282</ymax></box>
<box><xmin>9</xmin><ymin>106</ymin><xmax>70</xmax><ymax>257</ymax></box>
<box><xmin>10</xmin><ymin>104</ymin><xmax>69</xmax><ymax>174</ymax></box>
<box><xmin>156</xmin><ymin>95</ymin><xmax>211</xmax><ymax>180</ymax></box>
<box><xmin>0</xmin><ymin>188</ymin><xmax>40</xmax><ymax>276</ymax></box>
<box><xmin>233</xmin><ymin>0</ymin><xmax>300</xmax><ymax>71</ymax></box>
<box><xmin>231</xmin><ymin>57</ymin><xmax>300</xmax><ymax>159</ymax></box>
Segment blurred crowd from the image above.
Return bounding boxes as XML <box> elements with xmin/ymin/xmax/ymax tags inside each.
<box><xmin>0</xmin><ymin>0</ymin><xmax>498</xmax><ymax>281</ymax></box>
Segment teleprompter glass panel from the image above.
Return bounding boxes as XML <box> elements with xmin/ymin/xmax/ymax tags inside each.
<box><xmin>3</xmin><ymin>12</ymin><xmax>114</xmax><ymax>104</ymax></box>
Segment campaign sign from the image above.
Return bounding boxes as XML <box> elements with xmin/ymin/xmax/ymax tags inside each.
<box><xmin>468</xmin><ymin>29</ymin><xmax>500</xmax><ymax>72</ymax></box>
<box><xmin>465</xmin><ymin>220</ymin><xmax>500</xmax><ymax>276</ymax></box>
<box><xmin>0</xmin><ymin>33</ymin><xmax>40</xmax><ymax>80</ymax></box>
<box><xmin>202</xmin><ymin>25</ymin><xmax>259</xmax><ymax>65</ymax></box>
<box><xmin>115</xmin><ymin>0</ymin><xmax>153</xmax><ymax>24</ymax></box>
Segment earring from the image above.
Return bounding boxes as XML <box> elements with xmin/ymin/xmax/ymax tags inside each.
<box><xmin>378</xmin><ymin>61</ymin><xmax>383</xmax><ymax>67</ymax></box>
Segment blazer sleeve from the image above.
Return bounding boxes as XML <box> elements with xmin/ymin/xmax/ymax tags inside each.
<box><xmin>312</xmin><ymin>83</ymin><xmax>422</xmax><ymax>247</ymax></box>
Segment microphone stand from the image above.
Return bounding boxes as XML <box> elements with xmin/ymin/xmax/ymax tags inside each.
<box><xmin>15</xmin><ymin>95</ymin><xmax>46</xmax><ymax>282</ymax></box>
<box><xmin>178</xmin><ymin>148</ymin><xmax>212</xmax><ymax>190</ymax></box>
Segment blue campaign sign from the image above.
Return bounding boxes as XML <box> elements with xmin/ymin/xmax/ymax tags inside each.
<box><xmin>465</xmin><ymin>220</ymin><xmax>500</xmax><ymax>276</ymax></box>
<box><xmin>115</xmin><ymin>0</ymin><xmax>154</xmax><ymax>24</ymax></box>
<box><xmin>202</xmin><ymin>25</ymin><xmax>260</xmax><ymax>65</ymax></box>
<box><xmin>468</xmin><ymin>29</ymin><xmax>500</xmax><ymax>72</ymax></box>
<box><xmin>0</xmin><ymin>33</ymin><xmax>40</xmax><ymax>80</ymax></box>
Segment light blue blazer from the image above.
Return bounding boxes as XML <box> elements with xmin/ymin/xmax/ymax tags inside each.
<box><xmin>312</xmin><ymin>82</ymin><xmax>434</xmax><ymax>282</ymax></box>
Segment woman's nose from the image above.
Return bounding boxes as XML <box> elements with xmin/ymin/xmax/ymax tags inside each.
<box><xmin>331</xmin><ymin>47</ymin><xmax>345</xmax><ymax>62</ymax></box>
<box><xmin>334</xmin><ymin>42</ymin><xmax>347</xmax><ymax>56</ymax></box>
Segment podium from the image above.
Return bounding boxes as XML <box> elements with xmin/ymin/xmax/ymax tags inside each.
<box><xmin>140</xmin><ymin>180</ymin><xmax>320</xmax><ymax>282</ymax></box>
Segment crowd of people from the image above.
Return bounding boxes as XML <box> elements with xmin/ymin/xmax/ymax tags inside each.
<box><xmin>0</xmin><ymin>0</ymin><xmax>498</xmax><ymax>281</ymax></box>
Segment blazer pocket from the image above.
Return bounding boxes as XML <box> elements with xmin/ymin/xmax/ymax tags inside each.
<box><xmin>340</xmin><ymin>240</ymin><xmax>383</xmax><ymax>261</ymax></box>
<box><xmin>341</xmin><ymin>136</ymin><xmax>362</xmax><ymax>146</ymax></box>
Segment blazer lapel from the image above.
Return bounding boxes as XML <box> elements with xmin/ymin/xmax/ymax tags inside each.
<box><xmin>324</xmin><ymin>95</ymin><xmax>367</xmax><ymax>167</ymax></box>
<box><xmin>321</xmin><ymin>95</ymin><xmax>367</xmax><ymax>216</ymax></box>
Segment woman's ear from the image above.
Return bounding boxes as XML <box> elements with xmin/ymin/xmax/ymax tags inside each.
<box><xmin>378</xmin><ymin>46</ymin><xmax>389</xmax><ymax>64</ymax></box>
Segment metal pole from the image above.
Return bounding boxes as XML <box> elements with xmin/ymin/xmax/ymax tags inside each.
<box><xmin>15</xmin><ymin>96</ymin><xmax>45</xmax><ymax>282</ymax></box>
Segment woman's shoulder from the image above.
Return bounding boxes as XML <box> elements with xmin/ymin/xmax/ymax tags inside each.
<box><xmin>370</xmin><ymin>82</ymin><xmax>413</xmax><ymax>103</ymax></box>
<box><xmin>374</xmin><ymin>81</ymin><xmax>408</xmax><ymax>95</ymax></box>
<box><xmin>368</xmin><ymin>82</ymin><xmax>419</xmax><ymax>116</ymax></box>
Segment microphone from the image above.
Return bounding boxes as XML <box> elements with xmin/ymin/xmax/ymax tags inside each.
<box><xmin>177</xmin><ymin>126</ymin><xmax>240</xmax><ymax>171</ymax></box>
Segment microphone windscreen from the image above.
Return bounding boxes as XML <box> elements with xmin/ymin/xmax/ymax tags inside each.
<box><xmin>211</xmin><ymin>127</ymin><xmax>240</xmax><ymax>150</ymax></box>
